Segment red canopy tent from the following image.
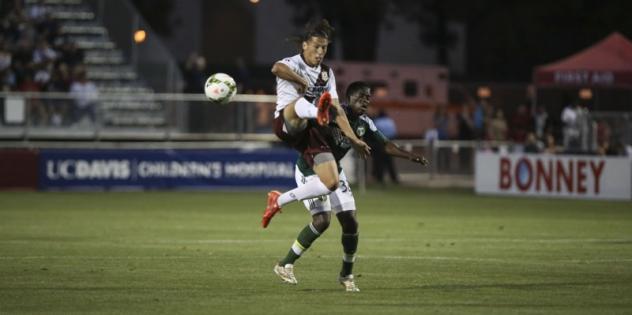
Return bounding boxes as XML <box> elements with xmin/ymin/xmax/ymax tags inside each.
<box><xmin>533</xmin><ymin>32</ymin><xmax>632</xmax><ymax>88</ymax></box>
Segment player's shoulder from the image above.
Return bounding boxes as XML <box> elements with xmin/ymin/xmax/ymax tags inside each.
<box><xmin>360</xmin><ymin>114</ymin><xmax>378</xmax><ymax>130</ymax></box>
<box><xmin>359</xmin><ymin>114</ymin><xmax>374</xmax><ymax>124</ymax></box>
<box><xmin>278</xmin><ymin>54</ymin><xmax>302</xmax><ymax>66</ymax></box>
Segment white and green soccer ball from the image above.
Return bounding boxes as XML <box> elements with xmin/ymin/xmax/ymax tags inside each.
<box><xmin>204</xmin><ymin>73</ymin><xmax>237</xmax><ymax>104</ymax></box>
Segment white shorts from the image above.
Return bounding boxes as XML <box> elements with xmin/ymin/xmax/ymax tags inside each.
<box><xmin>295</xmin><ymin>165</ymin><xmax>356</xmax><ymax>215</ymax></box>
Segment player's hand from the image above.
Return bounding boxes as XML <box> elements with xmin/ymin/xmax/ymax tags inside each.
<box><xmin>411</xmin><ymin>155</ymin><xmax>429</xmax><ymax>166</ymax></box>
<box><xmin>352</xmin><ymin>139</ymin><xmax>371</xmax><ymax>159</ymax></box>
<box><xmin>295</xmin><ymin>79</ymin><xmax>308</xmax><ymax>95</ymax></box>
<box><xmin>296</xmin><ymin>84</ymin><xmax>306</xmax><ymax>95</ymax></box>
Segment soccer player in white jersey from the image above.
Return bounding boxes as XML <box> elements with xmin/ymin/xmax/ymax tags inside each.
<box><xmin>262</xmin><ymin>19</ymin><xmax>371</xmax><ymax>228</ymax></box>
<box><xmin>271</xmin><ymin>81</ymin><xmax>429</xmax><ymax>291</ymax></box>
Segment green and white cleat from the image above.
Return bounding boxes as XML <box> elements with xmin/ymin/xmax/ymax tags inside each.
<box><xmin>273</xmin><ymin>263</ymin><xmax>297</xmax><ymax>285</ymax></box>
<box><xmin>338</xmin><ymin>274</ymin><xmax>360</xmax><ymax>292</ymax></box>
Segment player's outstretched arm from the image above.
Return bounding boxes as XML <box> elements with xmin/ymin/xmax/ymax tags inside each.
<box><xmin>384</xmin><ymin>141</ymin><xmax>429</xmax><ymax>166</ymax></box>
<box><xmin>331</xmin><ymin>98</ymin><xmax>371</xmax><ymax>159</ymax></box>
<box><xmin>271</xmin><ymin>62</ymin><xmax>308</xmax><ymax>93</ymax></box>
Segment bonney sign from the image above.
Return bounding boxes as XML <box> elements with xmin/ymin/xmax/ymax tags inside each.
<box><xmin>475</xmin><ymin>152</ymin><xmax>631</xmax><ymax>200</ymax></box>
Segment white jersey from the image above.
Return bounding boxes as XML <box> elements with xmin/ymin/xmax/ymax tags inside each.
<box><xmin>274</xmin><ymin>54</ymin><xmax>338</xmax><ymax>118</ymax></box>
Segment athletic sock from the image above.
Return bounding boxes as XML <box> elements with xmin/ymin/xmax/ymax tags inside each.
<box><xmin>293</xmin><ymin>98</ymin><xmax>317</xmax><ymax>119</ymax></box>
<box><xmin>340</xmin><ymin>233</ymin><xmax>358</xmax><ymax>277</ymax></box>
<box><xmin>279</xmin><ymin>223</ymin><xmax>322</xmax><ymax>265</ymax></box>
<box><xmin>277</xmin><ymin>177</ymin><xmax>330</xmax><ymax>207</ymax></box>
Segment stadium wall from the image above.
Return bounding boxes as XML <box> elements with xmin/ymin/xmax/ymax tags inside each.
<box><xmin>475</xmin><ymin>151</ymin><xmax>632</xmax><ymax>200</ymax></box>
<box><xmin>0</xmin><ymin>148</ymin><xmax>298</xmax><ymax>191</ymax></box>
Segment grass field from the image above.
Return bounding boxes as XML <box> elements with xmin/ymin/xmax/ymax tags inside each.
<box><xmin>1</xmin><ymin>187</ymin><xmax>631</xmax><ymax>314</ymax></box>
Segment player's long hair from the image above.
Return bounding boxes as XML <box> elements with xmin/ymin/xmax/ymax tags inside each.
<box><xmin>287</xmin><ymin>18</ymin><xmax>335</xmax><ymax>52</ymax></box>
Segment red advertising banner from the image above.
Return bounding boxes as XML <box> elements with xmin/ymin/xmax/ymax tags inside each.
<box><xmin>0</xmin><ymin>149</ymin><xmax>39</xmax><ymax>190</ymax></box>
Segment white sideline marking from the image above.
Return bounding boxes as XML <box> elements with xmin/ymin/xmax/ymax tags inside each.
<box><xmin>560</xmin><ymin>258</ymin><xmax>632</xmax><ymax>264</ymax></box>
<box><xmin>356</xmin><ymin>255</ymin><xmax>632</xmax><ymax>265</ymax></box>
<box><xmin>0</xmin><ymin>256</ymin><xmax>198</xmax><ymax>260</ymax></box>
<box><xmin>449</xmin><ymin>238</ymin><xmax>632</xmax><ymax>244</ymax></box>
<box><xmin>360</xmin><ymin>255</ymin><xmax>509</xmax><ymax>263</ymax></box>
<box><xmin>0</xmin><ymin>239</ymin><xmax>287</xmax><ymax>245</ymax></box>
<box><xmin>1</xmin><ymin>238</ymin><xmax>631</xmax><ymax>245</ymax></box>
<box><xmin>349</xmin><ymin>238</ymin><xmax>632</xmax><ymax>244</ymax></box>
<box><xmin>1</xmin><ymin>255</ymin><xmax>631</xmax><ymax>265</ymax></box>
<box><xmin>156</xmin><ymin>239</ymin><xmax>284</xmax><ymax>244</ymax></box>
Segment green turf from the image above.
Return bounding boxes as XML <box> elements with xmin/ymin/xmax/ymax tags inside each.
<box><xmin>0</xmin><ymin>187</ymin><xmax>631</xmax><ymax>314</ymax></box>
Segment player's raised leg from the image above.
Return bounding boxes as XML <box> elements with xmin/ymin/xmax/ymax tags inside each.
<box><xmin>282</xmin><ymin>92</ymin><xmax>332</xmax><ymax>133</ymax></box>
<box><xmin>261</xmin><ymin>191</ymin><xmax>282</xmax><ymax>228</ymax></box>
<box><xmin>316</xmin><ymin>91</ymin><xmax>332</xmax><ymax>126</ymax></box>
<box><xmin>282</xmin><ymin>98</ymin><xmax>314</xmax><ymax>131</ymax></box>
<box><xmin>261</xmin><ymin>154</ymin><xmax>338</xmax><ymax>228</ymax></box>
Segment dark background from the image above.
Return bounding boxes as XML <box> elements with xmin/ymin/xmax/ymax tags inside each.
<box><xmin>132</xmin><ymin>0</ymin><xmax>632</xmax><ymax>82</ymax></box>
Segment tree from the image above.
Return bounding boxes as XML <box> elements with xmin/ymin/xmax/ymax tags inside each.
<box><xmin>285</xmin><ymin>0</ymin><xmax>389</xmax><ymax>61</ymax></box>
<box><xmin>131</xmin><ymin>0</ymin><xmax>178</xmax><ymax>37</ymax></box>
<box><xmin>462</xmin><ymin>0</ymin><xmax>632</xmax><ymax>81</ymax></box>
<box><xmin>391</xmin><ymin>0</ymin><xmax>462</xmax><ymax>67</ymax></box>
<box><xmin>395</xmin><ymin>0</ymin><xmax>632</xmax><ymax>81</ymax></box>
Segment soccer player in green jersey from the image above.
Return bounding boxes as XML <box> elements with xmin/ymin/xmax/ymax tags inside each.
<box><xmin>270</xmin><ymin>81</ymin><xmax>429</xmax><ymax>291</ymax></box>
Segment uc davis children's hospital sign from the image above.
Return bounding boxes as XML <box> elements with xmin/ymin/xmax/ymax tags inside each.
<box><xmin>39</xmin><ymin>148</ymin><xmax>297</xmax><ymax>189</ymax></box>
<box><xmin>475</xmin><ymin>152</ymin><xmax>632</xmax><ymax>200</ymax></box>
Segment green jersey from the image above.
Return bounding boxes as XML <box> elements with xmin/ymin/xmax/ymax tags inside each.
<box><xmin>297</xmin><ymin>105</ymin><xmax>389</xmax><ymax>176</ymax></box>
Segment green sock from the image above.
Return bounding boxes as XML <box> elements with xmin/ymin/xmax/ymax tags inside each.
<box><xmin>279</xmin><ymin>223</ymin><xmax>321</xmax><ymax>265</ymax></box>
<box><xmin>340</xmin><ymin>233</ymin><xmax>358</xmax><ymax>277</ymax></box>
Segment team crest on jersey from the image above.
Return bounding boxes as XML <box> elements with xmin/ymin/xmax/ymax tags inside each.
<box><xmin>320</xmin><ymin>70</ymin><xmax>329</xmax><ymax>82</ymax></box>
<box><xmin>356</xmin><ymin>125</ymin><xmax>366</xmax><ymax>136</ymax></box>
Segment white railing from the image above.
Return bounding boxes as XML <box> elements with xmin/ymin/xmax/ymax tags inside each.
<box><xmin>0</xmin><ymin>91</ymin><xmax>277</xmax><ymax>141</ymax></box>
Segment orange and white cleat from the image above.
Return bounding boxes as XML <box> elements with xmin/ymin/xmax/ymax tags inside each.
<box><xmin>262</xmin><ymin>190</ymin><xmax>282</xmax><ymax>228</ymax></box>
<box><xmin>316</xmin><ymin>92</ymin><xmax>332</xmax><ymax>126</ymax></box>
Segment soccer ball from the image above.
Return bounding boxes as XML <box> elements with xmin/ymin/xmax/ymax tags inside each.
<box><xmin>204</xmin><ymin>73</ymin><xmax>237</xmax><ymax>104</ymax></box>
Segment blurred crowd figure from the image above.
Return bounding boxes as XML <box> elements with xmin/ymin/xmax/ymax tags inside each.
<box><xmin>183</xmin><ymin>52</ymin><xmax>207</xmax><ymax>94</ymax></box>
<box><xmin>595</xmin><ymin>118</ymin><xmax>619</xmax><ymax>155</ymax></box>
<box><xmin>69</xmin><ymin>66</ymin><xmax>97</xmax><ymax>125</ymax></box>
<box><xmin>253</xmin><ymin>88</ymin><xmax>273</xmax><ymax>133</ymax></box>
<box><xmin>488</xmin><ymin>108</ymin><xmax>507</xmax><ymax>141</ymax></box>
<box><xmin>471</xmin><ymin>99</ymin><xmax>488</xmax><ymax>139</ymax></box>
<box><xmin>510</xmin><ymin>104</ymin><xmax>531</xmax><ymax>143</ymax></box>
<box><xmin>1</xmin><ymin>0</ymin><xmax>96</xmax><ymax>127</ymax></box>
<box><xmin>432</xmin><ymin>106</ymin><xmax>450</xmax><ymax>141</ymax></box>
<box><xmin>561</xmin><ymin>101</ymin><xmax>592</xmax><ymax>153</ymax></box>
<box><xmin>457</xmin><ymin>104</ymin><xmax>473</xmax><ymax>141</ymax></box>
<box><xmin>533</xmin><ymin>106</ymin><xmax>551</xmax><ymax>141</ymax></box>
<box><xmin>369</xmin><ymin>109</ymin><xmax>399</xmax><ymax>184</ymax></box>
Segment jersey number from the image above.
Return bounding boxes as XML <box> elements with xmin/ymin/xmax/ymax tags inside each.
<box><xmin>339</xmin><ymin>180</ymin><xmax>350</xmax><ymax>193</ymax></box>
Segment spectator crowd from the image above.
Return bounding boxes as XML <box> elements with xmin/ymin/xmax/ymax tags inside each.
<box><xmin>1</xmin><ymin>1</ymin><xmax>96</xmax><ymax>126</ymax></box>
<box><xmin>427</xmin><ymin>97</ymin><xmax>625</xmax><ymax>156</ymax></box>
